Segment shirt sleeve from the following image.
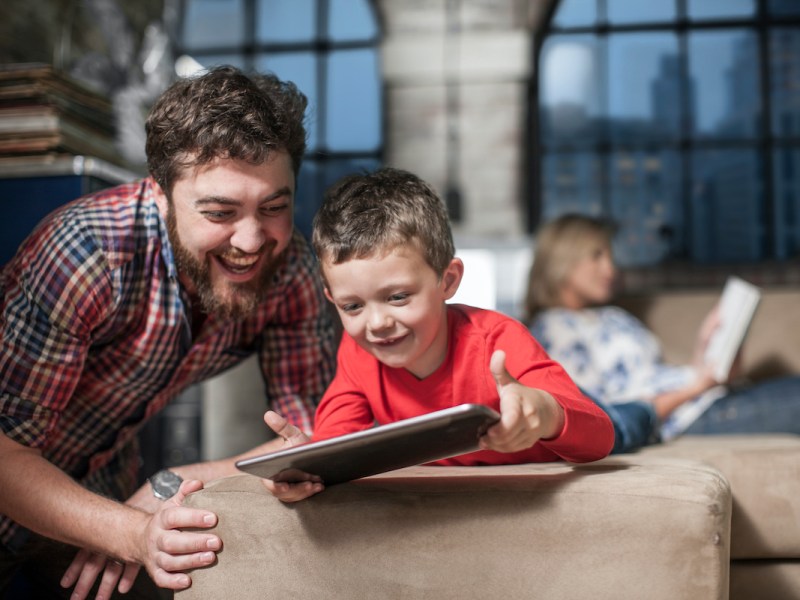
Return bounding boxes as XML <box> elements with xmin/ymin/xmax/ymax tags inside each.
<box><xmin>258</xmin><ymin>233</ymin><xmax>337</xmax><ymax>435</ymax></box>
<box><xmin>0</xmin><ymin>216</ymin><xmax>112</xmax><ymax>448</ymax></box>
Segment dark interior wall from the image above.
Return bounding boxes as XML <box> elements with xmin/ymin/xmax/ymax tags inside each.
<box><xmin>0</xmin><ymin>0</ymin><xmax>165</xmax><ymax>95</ymax></box>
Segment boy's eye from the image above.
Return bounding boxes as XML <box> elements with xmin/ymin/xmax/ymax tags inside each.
<box><xmin>341</xmin><ymin>303</ymin><xmax>362</xmax><ymax>314</ymax></box>
<box><xmin>389</xmin><ymin>293</ymin><xmax>409</xmax><ymax>303</ymax></box>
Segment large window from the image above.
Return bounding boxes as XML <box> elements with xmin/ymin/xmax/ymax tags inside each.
<box><xmin>536</xmin><ymin>0</ymin><xmax>800</xmax><ymax>267</ymax></box>
<box><xmin>178</xmin><ymin>0</ymin><xmax>382</xmax><ymax>237</ymax></box>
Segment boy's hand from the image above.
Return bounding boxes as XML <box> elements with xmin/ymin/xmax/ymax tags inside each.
<box><xmin>260</xmin><ymin>411</ymin><xmax>324</xmax><ymax>502</ymax></box>
<box><xmin>479</xmin><ymin>350</ymin><xmax>566</xmax><ymax>453</ymax></box>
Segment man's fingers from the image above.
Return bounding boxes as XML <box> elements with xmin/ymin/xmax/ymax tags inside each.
<box><xmin>65</xmin><ymin>552</ymin><xmax>108</xmax><ymax>600</ymax></box>
<box><xmin>60</xmin><ymin>548</ymin><xmax>91</xmax><ymax>589</ymax></box>
<box><xmin>96</xmin><ymin>560</ymin><xmax>126</xmax><ymax>600</ymax></box>
<box><xmin>170</xmin><ymin>479</ymin><xmax>204</xmax><ymax>506</ymax></box>
<box><xmin>157</xmin><ymin>504</ymin><xmax>219</xmax><ymax>535</ymax></box>
<box><xmin>117</xmin><ymin>563</ymin><xmax>142</xmax><ymax>594</ymax></box>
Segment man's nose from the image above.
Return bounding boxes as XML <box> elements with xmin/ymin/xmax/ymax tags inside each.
<box><xmin>230</xmin><ymin>217</ymin><xmax>266</xmax><ymax>254</ymax></box>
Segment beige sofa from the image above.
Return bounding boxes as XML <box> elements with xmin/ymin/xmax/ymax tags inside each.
<box><xmin>177</xmin><ymin>286</ymin><xmax>800</xmax><ymax>599</ymax></box>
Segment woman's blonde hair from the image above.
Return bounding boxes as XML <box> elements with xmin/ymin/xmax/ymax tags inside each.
<box><xmin>524</xmin><ymin>214</ymin><xmax>615</xmax><ymax>322</ymax></box>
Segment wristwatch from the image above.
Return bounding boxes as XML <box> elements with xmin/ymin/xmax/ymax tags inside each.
<box><xmin>148</xmin><ymin>469</ymin><xmax>183</xmax><ymax>500</ymax></box>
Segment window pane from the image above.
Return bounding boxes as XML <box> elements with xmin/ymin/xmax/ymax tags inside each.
<box><xmin>325</xmin><ymin>49</ymin><xmax>381</xmax><ymax>152</ymax></box>
<box><xmin>256</xmin><ymin>0</ymin><xmax>316</xmax><ymax>44</ymax></box>
<box><xmin>608</xmin><ymin>33</ymin><xmax>681</xmax><ymax>143</ymax></box>
<box><xmin>551</xmin><ymin>0</ymin><xmax>597</xmax><ymax>28</ymax></box>
<box><xmin>329</xmin><ymin>0</ymin><xmax>378</xmax><ymax>41</ymax></box>
<box><xmin>769</xmin><ymin>0</ymin><xmax>800</xmax><ymax>17</ymax></box>
<box><xmin>540</xmin><ymin>152</ymin><xmax>604</xmax><ymax>219</ymax></box>
<box><xmin>687</xmin><ymin>0</ymin><xmax>755</xmax><ymax>20</ymax></box>
<box><xmin>607</xmin><ymin>0</ymin><xmax>676</xmax><ymax>25</ymax></box>
<box><xmin>539</xmin><ymin>35</ymin><xmax>602</xmax><ymax>146</ymax></box>
<box><xmin>688</xmin><ymin>30</ymin><xmax>761</xmax><ymax>139</ymax></box>
<box><xmin>295</xmin><ymin>157</ymin><xmax>381</xmax><ymax>238</ymax></box>
<box><xmin>255</xmin><ymin>53</ymin><xmax>319</xmax><ymax>150</ymax></box>
<box><xmin>609</xmin><ymin>150</ymin><xmax>683</xmax><ymax>265</ymax></box>
<box><xmin>182</xmin><ymin>0</ymin><xmax>245</xmax><ymax>51</ymax></box>
<box><xmin>770</xmin><ymin>27</ymin><xmax>800</xmax><ymax>139</ymax></box>
<box><xmin>186</xmin><ymin>54</ymin><xmax>247</xmax><ymax>72</ymax></box>
<box><xmin>690</xmin><ymin>149</ymin><xmax>764</xmax><ymax>262</ymax></box>
<box><xmin>773</xmin><ymin>147</ymin><xmax>800</xmax><ymax>259</ymax></box>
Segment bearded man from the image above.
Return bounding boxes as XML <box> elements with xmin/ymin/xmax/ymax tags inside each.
<box><xmin>0</xmin><ymin>66</ymin><xmax>335</xmax><ymax>599</ymax></box>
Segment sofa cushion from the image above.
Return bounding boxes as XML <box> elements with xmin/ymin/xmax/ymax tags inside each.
<box><xmin>638</xmin><ymin>434</ymin><xmax>800</xmax><ymax>559</ymax></box>
<box><xmin>179</xmin><ymin>458</ymin><xmax>730</xmax><ymax>600</ymax></box>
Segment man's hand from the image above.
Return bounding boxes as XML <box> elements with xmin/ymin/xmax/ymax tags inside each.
<box><xmin>479</xmin><ymin>350</ymin><xmax>565</xmax><ymax>452</ymax></box>
<box><xmin>260</xmin><ymin>411</ymin><xmax>324</xmax><ymax>502</ymax></box>
<box><xmin>60</xmin><ymin>479</ymin><xmax>221</xmax><ymax>599</ymax></box>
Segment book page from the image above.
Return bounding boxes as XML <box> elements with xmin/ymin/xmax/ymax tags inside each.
<box><xmin>703</xmin><ymin>276</ymin><xmax>761</xmax><ymax>382</ymax></box>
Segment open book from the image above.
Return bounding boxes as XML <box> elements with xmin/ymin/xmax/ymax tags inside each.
<box><xmin>703</xmin><ymin>276</ymin><xmax>761</xmax><ymax>382</ymax></box>
<box><xmin>662</xmin><ymin>276</ymin><xmax>761</xmax><ymax>440</ymax></box>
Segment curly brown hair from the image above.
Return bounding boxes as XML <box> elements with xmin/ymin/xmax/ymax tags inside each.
<box><xmin>145</xmin><ymin>65</ymin><xmax>307</xmax><ymax>195</ymax></box>
<box><xmin>311</xmin><ymin>168</ymin><xmax>455</xmax><ymax>278</ymax></box>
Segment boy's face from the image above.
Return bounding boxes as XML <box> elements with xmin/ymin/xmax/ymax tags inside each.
<box><xmin>154</xmin><ymin>152</ymin><xmax>295</xmax><ymax>319</ymax></box>
<box><xmin>322</xmin><ymin>246</ymin><xmax>463</xmax><ymax>379</ymax></box>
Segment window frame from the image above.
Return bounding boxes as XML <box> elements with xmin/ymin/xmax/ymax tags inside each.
<box><xmin>530</xmin><ymin>0</ymin><xmax>800</xmax><ymax>288</ymax></box>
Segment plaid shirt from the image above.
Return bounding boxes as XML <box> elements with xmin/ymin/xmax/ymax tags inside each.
<box><xmin>0</xmin><ymin>177</ymin><xmax>335</xmax><ymax>550</ymax></box>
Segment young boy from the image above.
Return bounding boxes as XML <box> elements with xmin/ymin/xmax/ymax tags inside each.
<box><xmin>264</xmin><ymin>168</ymin><xmax>614</xmax><ymax>501</ymax></box>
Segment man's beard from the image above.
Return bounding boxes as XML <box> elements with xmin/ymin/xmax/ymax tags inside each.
<box><xmin>166</xmin><ymin>207</ymin><xmax>285</xmax><ymax>320</ymax></box>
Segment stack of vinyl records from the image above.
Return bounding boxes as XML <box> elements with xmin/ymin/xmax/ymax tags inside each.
<box><xmin>0</xmin><ymin>63</ymin><xmax>124</xmax><ymax>168</ymax></box>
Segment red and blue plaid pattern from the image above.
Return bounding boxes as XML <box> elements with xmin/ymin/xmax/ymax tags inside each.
<box><xmin>0</xmin><ymin>178</ymin><xmax>335</xmax><ymax>549</ymax></box>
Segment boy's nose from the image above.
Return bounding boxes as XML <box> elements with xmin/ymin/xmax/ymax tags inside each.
<box><xmin>367</xmin><ymin>307</ymin><xmax>393</xmax><ymax>332</ymax></box>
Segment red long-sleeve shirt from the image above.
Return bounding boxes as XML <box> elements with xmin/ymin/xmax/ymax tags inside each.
<box><xmin>314</xmin><ymin>304</ymin><xmax>614</xmax><ymax>465</ymax></box>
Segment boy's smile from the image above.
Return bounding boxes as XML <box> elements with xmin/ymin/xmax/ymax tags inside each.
<box><xmin>322</xmin><ymin>246</ymin><xmax>463</xmax><ymax>379</ymax></box>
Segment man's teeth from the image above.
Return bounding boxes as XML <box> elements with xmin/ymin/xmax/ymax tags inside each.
<box><xmin>220</xmin><ymin>255</ymin><xmax>259</xmax><ymax>271</ymax></box>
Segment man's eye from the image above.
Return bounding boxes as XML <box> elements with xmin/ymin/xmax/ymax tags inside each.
<box><xmin>262</xmin><ymin>204</ymin><xmax>289</xmax><ymax>216</ymax></box>
<box><xmin>201</xmin><ymin>211</ymin><xmax>233</xmax><ymax>221</ymax></box>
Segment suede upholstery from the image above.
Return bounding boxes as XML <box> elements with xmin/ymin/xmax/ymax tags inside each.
<box><xmin>179</xmin><ymin>457</ymin><xmax>732</xmax><ymax>600</ymax></box>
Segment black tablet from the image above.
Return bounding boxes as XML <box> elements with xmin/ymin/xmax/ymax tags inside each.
<box><xmin>235</xmin><ymin>403</ymin><xmax>501</xmax><ymax>485</ymax></box>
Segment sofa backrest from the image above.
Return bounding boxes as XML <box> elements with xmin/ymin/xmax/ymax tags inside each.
<box><xmin>616</xmin><ymin>287</ymin><xmax>800</xmax><ymax>382</ymax></box>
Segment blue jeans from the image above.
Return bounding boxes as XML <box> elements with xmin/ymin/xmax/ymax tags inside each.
<box><xmin>580</xmin><ymin>388</ymin><xmax>660</xmax><ymax>454</ymax></box>
<box><xmin>683</xmin><ymin>375</ymin><xmax>800</xmax><ymax>435</ymax></box>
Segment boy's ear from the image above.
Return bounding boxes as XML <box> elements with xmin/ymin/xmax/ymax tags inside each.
<box><xmin>322</xmin><ymin>285</ymin><xmax>334</xmax><ymax>303</ymax></box>
<box><xmin>441</xmin><ymin>257</ymin><xmax>464</xmax><ymax>300</ymax></box>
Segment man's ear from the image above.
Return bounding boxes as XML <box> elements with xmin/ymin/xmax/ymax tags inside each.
<box><xmin>441</xmin><ymin>257</ymin><xmax>464</xmax><ymax>300</ymax></box>
<box><xmin>152</xmin><ymin>180</ymin><xmax>169</xmax><ymax>218</ymax></box>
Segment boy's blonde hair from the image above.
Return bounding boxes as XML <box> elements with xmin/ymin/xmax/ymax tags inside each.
<box><xmin>311</xmin><ymin>168</ymin><xmax>455</xmax><ymax>277</ymax></box>
<box><xmin>524</xmin><ymin>214</ymin><xmax>615</xmax><ymax>322</ymax></box>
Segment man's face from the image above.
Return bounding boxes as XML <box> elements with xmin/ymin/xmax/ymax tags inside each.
<box><xmin>156</xmin><ymin>152</ymin><xmax>295</xmax><ymax>319</ymax></box>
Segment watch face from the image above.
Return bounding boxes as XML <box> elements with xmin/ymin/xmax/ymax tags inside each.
<box><xmin>150</xmin><ymin>470</ymin><xmax>183</xmax><ymax>500</ymax></box>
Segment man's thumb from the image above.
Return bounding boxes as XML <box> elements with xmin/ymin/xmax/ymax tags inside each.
<box><xmin>490</xmin><ymin>349</ymin><xmax>516</xmax><ymax>390</ymax></box>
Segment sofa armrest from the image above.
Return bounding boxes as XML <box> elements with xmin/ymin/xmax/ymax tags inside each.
<box><xmin>178</xmin><ymin>459</ymin><xmax>731</xmax><ymax>600</ymax></box>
